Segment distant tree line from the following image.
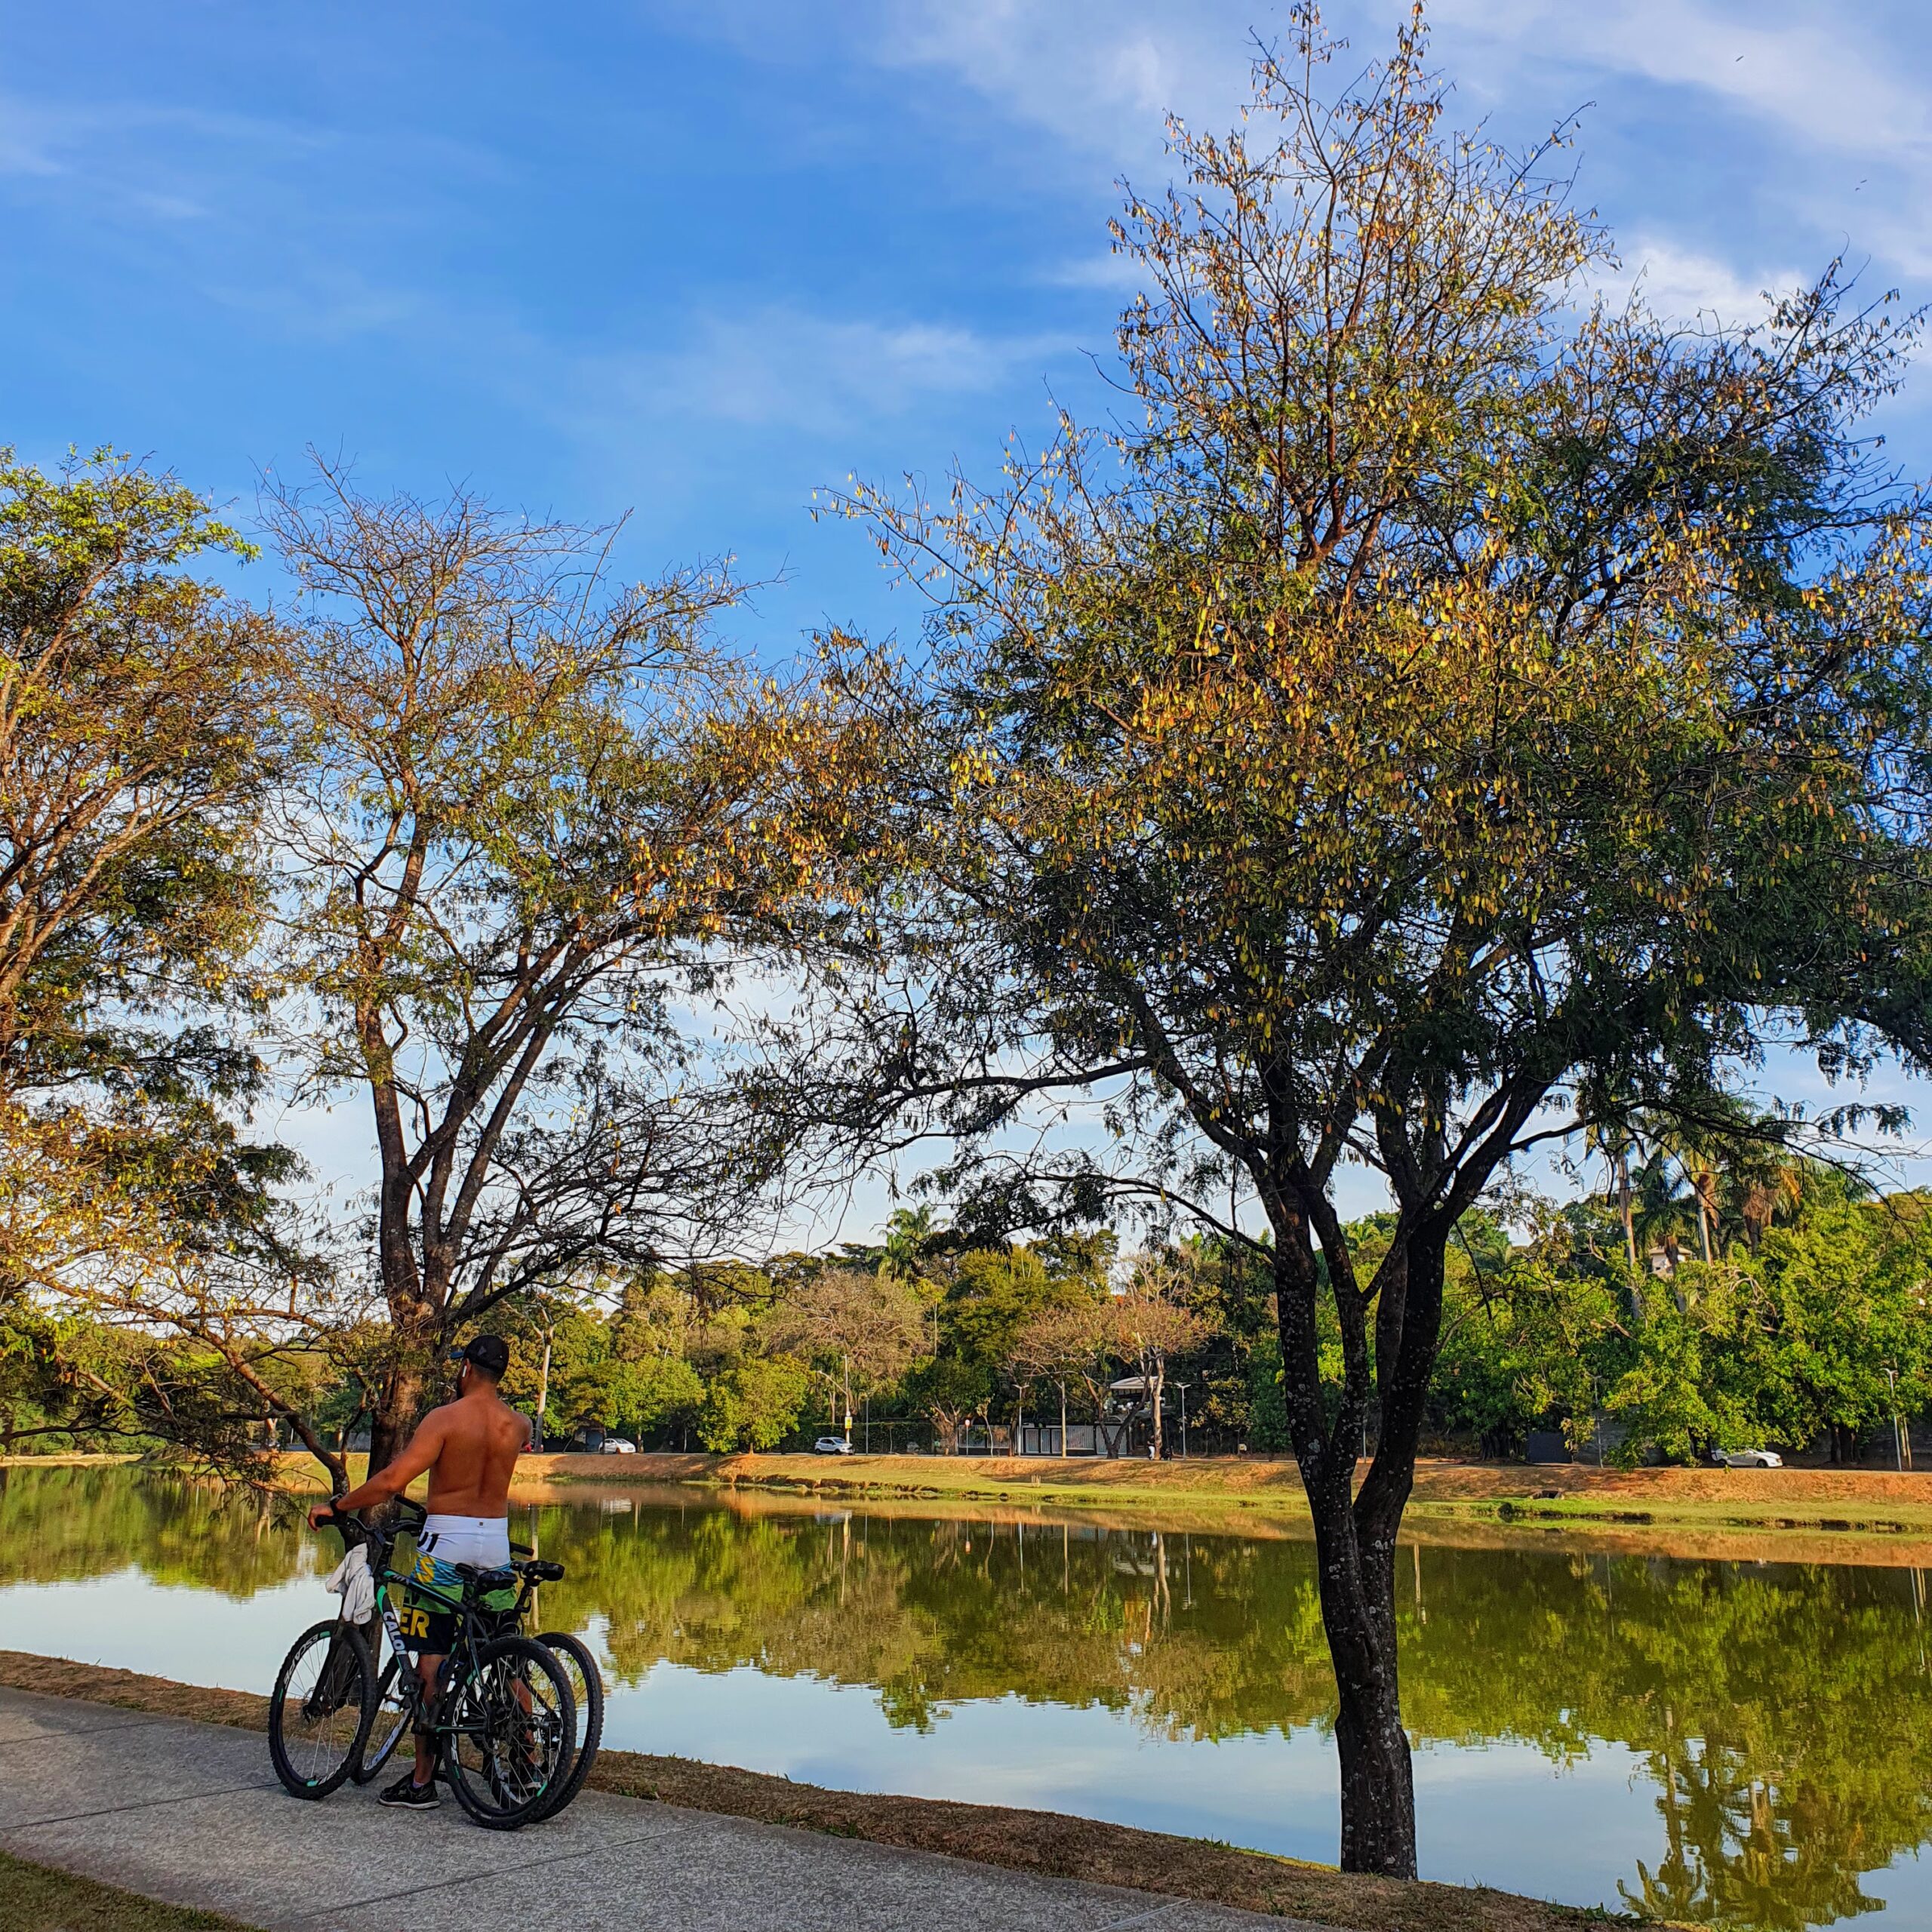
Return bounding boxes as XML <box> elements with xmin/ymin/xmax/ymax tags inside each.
<box><xmin>13</xmin><ymin>1160</ymin><xmax>1930</xmax><ymax>1472</ymax></box>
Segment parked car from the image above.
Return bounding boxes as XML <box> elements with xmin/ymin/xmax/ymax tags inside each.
<box><xmin>599</xmin><ymin>1437</ymin><xmax>638</xmax><ymax>1454</ymax></box>
<box><xmin>813</xmin><ymin>1436</ymin><xmax>854</xmax><ymax>1455</ymax></box>
<box><xmin>1712</xmin><ymin>1447</ymin><xmax>1783</xmax><ymax>1468</ymax></box>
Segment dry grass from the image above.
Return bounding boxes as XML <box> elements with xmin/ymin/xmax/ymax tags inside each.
<box><xmin>25</xmin><ymin>1447</ymin><xmax>1932</xmax><ymax>1543</ymax></box>
<box><xmin>0</xmin><ymin>1651</ymin><xmax>1660</xmax><ymax>1931</ymax></box>
<box><xmin>534</xmin><ymin>1452</ymin><xmax>1932</xmax><ymax>1540</ymax></box>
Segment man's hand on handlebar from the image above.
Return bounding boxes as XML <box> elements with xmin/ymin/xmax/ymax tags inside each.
<box><xmin>308</xmin><ymin>1501</ymin><xmax>346</xmax><ymax>1530</ymax></box>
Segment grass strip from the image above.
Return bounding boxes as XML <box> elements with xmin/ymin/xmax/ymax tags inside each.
<box><xmin>0</xmin><ymin>1650</ymin><xmax>1661</xmax><ymax>1932</ymax></box>
<box><xmin>0</xmin><ymin>1848</ymin><xmax>260</xmax><ymax>1932</ymax></box>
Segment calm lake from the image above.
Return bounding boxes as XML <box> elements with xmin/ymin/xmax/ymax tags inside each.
<box><xmin>2</xmin><ymin>1464</ymin><xmax>1927</xmax><ymax>1929</ymax></box>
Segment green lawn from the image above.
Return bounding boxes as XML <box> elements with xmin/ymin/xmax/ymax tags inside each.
<box><xmin>0</xmin><ymin>1850</ymin><xmax>260</xmax><ymax>1932</ymax></box>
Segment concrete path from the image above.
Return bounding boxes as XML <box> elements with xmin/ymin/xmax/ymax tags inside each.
<box><xmin>0</xmin><ymin>1687</ymin><xmax>1324</xmax><ymax>1932</ymax></box>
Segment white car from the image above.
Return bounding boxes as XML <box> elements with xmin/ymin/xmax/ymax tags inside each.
<box><xmin>1713</xmin><ymin>1447</ymin><xmax>1782</xmax><ymax>1468</ymax></box>
<box><xmin>598</xmin><ymin>1437</ymin><xmax>637</xmax><ymax>1454</ymax></box>
<box><xmin>813</xmin><ymin>1436</ymin><xmax>854</xmax><ymax>1455</ymax></box>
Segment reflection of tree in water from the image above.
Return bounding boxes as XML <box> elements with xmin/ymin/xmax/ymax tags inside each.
<box><xmin>1398</xmin><ymin>1546</ymin><xmax>1930</xmax><ymax>1927</ymax></box>
<box><xmin>523</xmin><ymin>1504</ymin><xmax>1339</xmax><ymax>1740</ymax></box>
<box><xmin>0</xmin><ymin>1464</ymin><xmax>311</xmax><ymax>1599</ymax></box>
<box><xmin>524</xmin><ymin>1500</ymin><xmax>1931</xmax><ymax>1929</ymax></box>
<box><xmin>8</xmin><ymin>1469</ymin><xmax>1929</xmax><ymax>1928</ymax></box>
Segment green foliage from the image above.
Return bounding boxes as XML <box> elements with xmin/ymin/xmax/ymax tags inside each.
<box><xmin>1244</xmin><ymin>1329</ymin><xmax>1293</xmax><ymax>1453</ymax></box>
<box><xmin>897</xmin><ymin>1354</ymin><xmax>992</xmax><ymax>1447</ymax></box>
<box><xmin>0</xmin><ymin>447</ymin><xmax>297</xmax><ymax>1451</ymax></box>
<box><xmin>941</xmin><ymin>1245</ymin><xmax>1066</xmax><ymax>1370</ymax></box>
<box><xmin>697</xmin><ymin>1355</ymin><xmax>814</xmax><ymax>1453</ymax></box>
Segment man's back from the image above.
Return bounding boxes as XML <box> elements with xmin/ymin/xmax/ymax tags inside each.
<box><xmin>420</xmin><ymin>1387</ymin><xmax>528</xmax><ymax>1518</ymax></box>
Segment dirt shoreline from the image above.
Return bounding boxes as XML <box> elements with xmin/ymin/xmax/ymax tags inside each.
<box><xmin>13</xmin><ymin>1446</ymin><xmax>1932</xmax><ymax>1558</ymax></box>
<box><xmin>0</xmin><ymin>1650</ymin><xmax>1664</xmax><ymax>1931</ymax></box>
<box><xmin>411</xmin><ymin>1447</ymin><xmax>1932</xmax><ymax>1549</ymax></box>
<box><xmin>504</xmin><ymin>1474</ymin><xmax>1932</xmax><ymax>1570</ymax></box>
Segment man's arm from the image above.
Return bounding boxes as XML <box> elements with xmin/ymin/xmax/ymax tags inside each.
<box><xmin>309</xmin><ymin>1412</ymin><xmax>446</xmax><ymax>1527</ymax></box>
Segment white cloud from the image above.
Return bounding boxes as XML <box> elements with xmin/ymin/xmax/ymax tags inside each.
<box><xmin>654</xmin><ymin>0</ymin><xmax>1263</xmax><ymax>171</ymax></box>
<box><xmin>1438</xmin><ymin>0</ymin><xmax>1927</xmax><ymax>159</ymax></box>
<box><xmin>1429</xmin><ymin>0</ymin><xmax>1932</xmax><ymax>281</ymax></box>
<box><xmin>1590</xmin><ymin>238</ymin><xmax>1799</xmax><ymax>328</ymax></box>
<box><xmin>606</xmin><ymin>306</ymin><xmax>1065</xmax><ymax>433</ymax></box>
<box><xmin>1041</xmin><ymin>251</ymin><xmax>1146</xmax><ymax>292</ymax></box>
<box><xmin>869</xmin><ymin>1</ymin><xmax>1260</xmax><ymax>170</ymax></box>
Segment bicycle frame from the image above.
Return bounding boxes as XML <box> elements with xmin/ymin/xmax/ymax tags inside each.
<box><xmin>354</xmin><ymin>1510</ymin><xmax>547</xmax><ymax>1749</ymax></box>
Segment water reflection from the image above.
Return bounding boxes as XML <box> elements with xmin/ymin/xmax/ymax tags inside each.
<box><xmin>2</xmin><ymin>1465</ymin><xmax>1926</xmax><ymax>1930</ymax></box>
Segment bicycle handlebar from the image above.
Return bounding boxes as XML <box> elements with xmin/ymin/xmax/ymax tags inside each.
<box><xmin>313</xmin><ymin>1495</ymin><xmax>428</xmax><ymax>1546</ymax></box>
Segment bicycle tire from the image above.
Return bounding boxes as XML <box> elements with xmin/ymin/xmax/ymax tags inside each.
<box><xmin>526</xmin><ymin>1630</ymin><xmax>604</xmax><ymax>1821</ymax></box>
<box><xmin>352</xmin><ymin>1652</ymin><xmax>415</xmax><ymax>1785</ymax></box>
<box><xmin>441</xmin><ymin>1635</ymin><xmax>575</xmax><ymax>1831</ymax></box>
<box><xmin>269</xmin><ymin>1619</ymin><xmax>375</xmax><ymax>1799</ymax></box>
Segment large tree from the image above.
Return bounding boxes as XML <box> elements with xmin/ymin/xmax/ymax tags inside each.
<box><xmin>265</xmin><ymin>460</ymin><xmax>848</xmax><ymax>1475</ymax></box>
<box><xmin>808</xmin><ymin>15</ymin><xmax>1932</xmax><ymax>1875</ymax></box>
<box><xmin>769</xmin><ymin>1264</ymin><xmax>925</xmax><ymax>1441</ymax></box>
<box><xmin>0</xmin><ymin>448</ymin><xmax>300</xmax><ymax>1455</ymax></box>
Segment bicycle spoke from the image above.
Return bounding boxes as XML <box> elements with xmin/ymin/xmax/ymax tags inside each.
<box><xmin>269</xmin><ymin>1620</ymin><xmax>372</xmax><ymax>1799</ymax></box>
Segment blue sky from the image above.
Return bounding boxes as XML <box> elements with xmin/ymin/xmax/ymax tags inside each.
<box><xmin>8</xmin><ymin>0</ymin><xmax>1930</xmax><ymax>1232</ymax></box>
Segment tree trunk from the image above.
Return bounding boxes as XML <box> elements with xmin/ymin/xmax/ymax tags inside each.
<box><xmin>1333</xmin><ymin>1618</ymin><xmax>1417</xmax><ymax>1874</ymax></box>
<box><xmin>1616</xmin><ymin>1147</ymin><xmax>1637</xmax><ymax>1269</ymax></box>
<box><xmin>368</xmin><ymin>1303</ymin><xmax>441</xmax><ymax>1476</ymax></box>
<box><xmin>1275</xmin><ymin>1207</ymin><xmax>1445</xmax><ymax>1878</ymax></box>
<box><xmin>1303</xmin><ymin>1456</ymin><xmax>1417</xmax><ymax>1875</ymax></box>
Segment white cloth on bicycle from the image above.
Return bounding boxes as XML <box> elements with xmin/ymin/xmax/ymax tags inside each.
<box><xmin>321</xmin><ymin>1541</ymin><xmax>376</xmax><ymax>1625</ymax></box>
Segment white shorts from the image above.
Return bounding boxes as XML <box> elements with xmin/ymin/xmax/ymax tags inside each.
<box><xmin>417</xmin><ymin>1515</ymin><xmax>511</xmax><ymax>1570</ymax></box>
<box><xmin>405</xmin><ymin>1515</ymin><xmax>513</xmax><ymax>1650</ymax></box>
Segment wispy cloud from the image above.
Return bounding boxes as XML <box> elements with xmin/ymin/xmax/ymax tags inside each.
<box><xmin>0</xmin><ymin>91</ymin><xmax>494</xmax><ymax>339</ymax></box>
<box><xmin>598</xmin><ymin>306</ymin><xmax>1066</xmax><ymax>435</ymax></box>
<box><xmin>1438</xmin><ymin>0</ymin><xmax>1927</xmax><ymax>157</ymax></box>
<box><xmin>1430</xmin><ymin>0</ymin><xmax>1932</xmax><ymax>280</ymax></box>
<box><xmin>655</xmin><ymin>0</ymin><xmax>1262</xmax><ymax>173</ymax></box>
<box><xmin>1589</xmin><ymin>238</ymin><xmax>1801</xmax><ymax>328</ymax></box>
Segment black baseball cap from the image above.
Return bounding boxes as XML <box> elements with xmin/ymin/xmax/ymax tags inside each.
<box><xmin>449</xmin><ymin>1334</ymin><xmax>510</xmax><ymax>1377</ymax></box>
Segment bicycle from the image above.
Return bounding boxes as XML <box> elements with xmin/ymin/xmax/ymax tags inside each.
<box><xmin>352</xmin><ymin>1512</ymin><xmax>604</xmax><ymax>1823</ymax></box>
<box><xmin>269</xmin><ymin>1499</ymin><xmax>577</xmax><ymax>1829</ymax></box>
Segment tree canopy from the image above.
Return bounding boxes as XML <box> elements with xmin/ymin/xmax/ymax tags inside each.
<box><xmin>810</xmin><ymin>12</ymin><xmax>1932</xmax><ymax>1874</ymax></box>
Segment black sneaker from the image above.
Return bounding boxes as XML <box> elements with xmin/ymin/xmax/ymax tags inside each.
<box><xmin>377</xmin><ymin>1771</ymin><xmax>439</xmax><ymax>1810</ymax></box>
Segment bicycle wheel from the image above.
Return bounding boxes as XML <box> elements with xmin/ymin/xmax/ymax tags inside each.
<box><xmin>269</xmin><ymin>1619</ymin><xmax>375</xmax><ymax>1798</ymax></box>
<box><xmin>352</xmin><ymin>1651</ymin><xmax>416</xmax><ymax>1785</ymax></box>
<box><xmin>526</xmin><ymin>1630</ymin><xmax>604</xmax><ymax>1820</ymax></box>
<box><xmin>441</xmin><ymin>1635</ymin><xmax>575</xmax><ymax>1831</ymax></box>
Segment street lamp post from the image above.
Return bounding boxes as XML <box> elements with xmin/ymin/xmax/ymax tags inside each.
<box><xmin>1176</xmin><ymin>1383</ymin><xmax>1190</xmax><ymax>1460</ymax></box>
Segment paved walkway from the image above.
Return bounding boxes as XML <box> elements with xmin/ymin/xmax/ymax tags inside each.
<box><xmin>0</xmin><ymin>1687</ymin><xmax>1322</xmax><ymax>1932</ymax></box>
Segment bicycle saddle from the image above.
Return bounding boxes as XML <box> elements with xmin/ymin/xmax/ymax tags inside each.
<box><xmin>456</xmin><ymin>1562</ymin><xmax>518</xmax><ymax>1594</ymax></box>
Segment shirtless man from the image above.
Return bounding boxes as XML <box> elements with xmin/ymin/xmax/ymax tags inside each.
<box><xmin>309</xmin><ymin>1333</ymin><xmax>530</xmax><ymax>1809</ymax></box>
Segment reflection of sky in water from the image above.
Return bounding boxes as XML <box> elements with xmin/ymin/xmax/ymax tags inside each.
<box><xmin>4</xmin><ymin>1565</ymin><xmax>1928</xmax><ymax>1928</ymax></box>
<box><xmin>2</xmin><ymin>1571</ymin><xmax>321</xmax><ymax>1694</ymax></box>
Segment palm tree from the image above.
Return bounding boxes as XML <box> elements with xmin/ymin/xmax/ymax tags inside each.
<box><xmin>880</xmin><ymin>1205</ymin><xmax>937</xmax><ymax>1284</ymax></box>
